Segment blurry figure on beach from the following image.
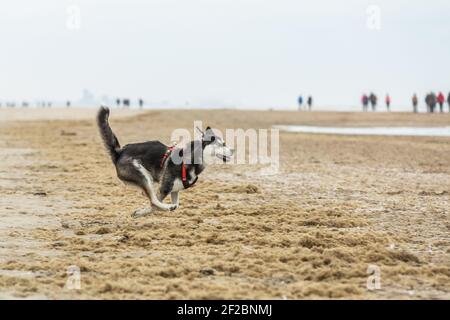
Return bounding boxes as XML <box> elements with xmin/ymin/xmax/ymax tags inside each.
<box><xmin>21</xmin><ymin>101</ymin><xmax>29</xmax><ymax>108</ymax></box>
<box><xmin>297</xmin><ymin>95</ymin><xmax>303</xmax><ymax>111</ymax></box>
<box><xmin>425</xmin><ymin>94</ymin><xmax>430</xmax><ymax>113</ymax></box>
<box><xmin>66</xmin><ymin>101</ymin><xmax>71</xmax><ymax>108</ymax></box>
<box><xmin>412</xmin><ymin>94</ymin><xmax>418</xmax><ymax>113</ymax></box>
<box><xmin>307</xmin><ymin>96</ymin><xmax>313</xmax><ymax>111</ymax></box>
<box><xmin>361</xmin><ymin>94</ymin><xmax>369</xmax><ymax>111</ymax></box>
<box><xmin>437</xmin><ymin>92</ymin><xmax>445</xmax><ymax>113</ymax></box>
<box><xmin>385</xmin><ymin>94</ymin><xmax>391</xmax><ymax>111</ymax></box>
<box><xmin>447</xmin><ymin>92</ymin><xmax>450</xmax><ymax>112</ymax></box>
<box><xmin>425</xmin><ymin>93</ymin><xmax>437</xmax><ymax>113</ymax></box>
<box><xmin>369</xmin><ymin>93</ymin><xmax>377</xmax><ymax>111</ymax></box>
<box><xmin>47</xmin><ymin>102</ymin><xmax>52</xmax><ymax>108</ymax></box>
<box><xmin>139</xmin><ymin>98</ymin><xmax>144</xmax><ymax>109</ymax></box>
<box><xmin>116</xmin><ymin>98</ymin><xmax>121</xmax><ymax>108</ymax></box>
<box><xmin>123</xmin><ymin>98</ymin><xmax>130</xmax><ymax>108</ymax></box>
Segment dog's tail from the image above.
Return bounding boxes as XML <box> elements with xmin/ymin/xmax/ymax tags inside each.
<box><xmin>97</xmin><ymin>106</ymin><xmax>121</xmax><ymax>164</ymax></box>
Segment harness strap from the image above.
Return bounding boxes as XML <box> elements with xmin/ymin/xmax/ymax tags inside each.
<box><xmin>182</xmin><ymin>162</ymin><xmax>187</xmax><ymax>182</ymax></box>
<box><xmin>181</xmin><ymin>163</ymin><xmax>198</xmax><ymax>189</ymax></box>
<box><xmin>161</xmin><ymin>144</ymin><xmax>198</xmax><ymax>189</ymax></box>
<box><xmin>160</xmin><ymin>146</ymin><xmax>175</xmax><ymax>168</ymax></box>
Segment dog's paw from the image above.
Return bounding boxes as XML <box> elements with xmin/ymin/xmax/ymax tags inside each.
<box><xmin>131</xmin><ymin>208</ymin><xmax>152</xmax><ymax>217</ymax></box>
<box><xmin>169</xmin><ymin>204</ymin><xmax>178</xmax><ymax>211</ymax></box>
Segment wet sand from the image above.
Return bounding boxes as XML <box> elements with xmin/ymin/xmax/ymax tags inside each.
<box><xmin>0</xmin><ymin>108</ymin><xmax>449</xmax><ymax>299</ymax></box>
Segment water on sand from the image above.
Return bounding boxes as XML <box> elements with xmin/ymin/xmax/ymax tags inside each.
<box><xmin>275</xmin><ymin>125</ymin><xmax>450</xmax><ymax>137</ymax></box>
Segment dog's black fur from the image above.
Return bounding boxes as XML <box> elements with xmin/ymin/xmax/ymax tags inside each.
<box><xmin>97</xmin><ymin>106</ymin><xmax>220</xmax><ymax>212</ymax></box>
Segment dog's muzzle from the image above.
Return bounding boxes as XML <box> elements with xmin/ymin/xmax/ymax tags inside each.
<box><xmin>220</xmin><ymin>149</ymin><xmax>233</xmax><ymax>163</ymax></box>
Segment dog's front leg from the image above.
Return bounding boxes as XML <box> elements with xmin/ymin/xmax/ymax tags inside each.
<box><xmin>171</xmin><ymin>192</ymin><xmax>179</xmax><ymax>209</ymax></box>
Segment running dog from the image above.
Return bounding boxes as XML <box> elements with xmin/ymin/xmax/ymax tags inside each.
<box><xmin>96</xmin><ymin>106</ymin><xmax>233</xmax><ymax>216</ymax></box>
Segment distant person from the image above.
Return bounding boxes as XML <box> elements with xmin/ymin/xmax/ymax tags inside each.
<box><xmin>297</xmin><ymin>95</ymin><xmax>303</xmax><ymax>111</ymax></box>
<box><xmin>437</xmin><ymin>92</ymin><xmax>445</xmax><ymax>113</ymax></box>
<box><xmin>22</xmin><ymin>101</ymin><xmax>29</xmax><ymax>108</ymax></box>
<box><xmin>412</xmin><ymin>94</ymin><xmax>418</xmax><ymax>113</ymax></box>
<box><xmin>139</xmin><ymin>98</ymin><xmax>144</xmax><ymax>109</ymax></box>
<box><xmin>429</xmin><ymin>92</ymin><xmax>437</xmax><ymax>113</ymax></box>
<box><xmin>66</xmin><ymin>101</ymin><xmax>71</xmax><ymax>108</ymax></box>
<box><xmin>123</xmin><ymin>98</ymin><xmax>130</xmax><ymax>108</ymax></box>
<box><xmin>447</xmin><ymin>92</ymin><xmax>450</xmax><ymax>112</ymax></box>
<box><xmin>425</xmin><ymin>92</ymin><xmax>437</xmax><ymax>113</ymax></box>
<box><xmin>116</xmin><ymin>98</ymin><xmax>121</xmax><ymax>108</ymax></box>
<box><xmin>307</xmin><ymin>96</ymin><xmax>313</xmax><ymax>111</ymax></box>
<box><xmin>361</xmin><ymin>94</ymin><xmax>369</xmax><ymax>111</ymax></box>
<box><xmin>385</xmin><ymin>94</ymin><xmax>391</xmax><ymax>111</ymax></box>
<box><xmin>369</xmin><ymin>93</ymin><xmax>377</xmax><ymax>111</ymax></box>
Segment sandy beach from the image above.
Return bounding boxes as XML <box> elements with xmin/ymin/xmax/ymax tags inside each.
<box><xmin>0</xmin><ymin>108</ymin><xmax>449</xmax><ymax>299</ymax></box>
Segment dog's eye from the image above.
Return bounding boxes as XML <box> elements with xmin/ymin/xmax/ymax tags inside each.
<box><xmin>210</xmin><ymin>136</ymin><xmax>216</xmax><ymax>142</ymax></box>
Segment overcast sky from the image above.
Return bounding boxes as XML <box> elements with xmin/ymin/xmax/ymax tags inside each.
<box><xmin>1</xmin><ymin>0</ymin><xmax>449</xmax><ymax>109</ymax></box>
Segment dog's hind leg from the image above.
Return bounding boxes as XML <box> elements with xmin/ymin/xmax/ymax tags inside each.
<box><xmin>132</xmin><ymin>207</ymin><xmax>153</xmax><ymax>217</ymax></box>
<box><xmin>132</xmin><ymin>160</ymin><xmax>177</xmax><ymax>211</ymax></box>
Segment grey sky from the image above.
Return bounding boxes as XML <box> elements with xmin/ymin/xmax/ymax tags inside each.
<box><xmin>1</xmin><ymin>0</ymin><xmax>449</xmax><ymax>109</ymax></box>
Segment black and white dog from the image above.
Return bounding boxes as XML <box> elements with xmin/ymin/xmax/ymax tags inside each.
<box><xmin>97</xmin><ymin>106</ymin><xmax>233</xmax><ymax>216</ymax></box>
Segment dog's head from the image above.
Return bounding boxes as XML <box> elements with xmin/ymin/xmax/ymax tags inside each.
<box><xmin>202</xmin><ymin>126</ymin><xmax>234</xmax><ymax>164</ymax></box>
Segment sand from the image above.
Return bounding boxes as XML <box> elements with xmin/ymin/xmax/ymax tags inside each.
<box><xmin>0</xmin><ymin>108</ymin><xmax>449</xmax><ymax>299</ymax></box>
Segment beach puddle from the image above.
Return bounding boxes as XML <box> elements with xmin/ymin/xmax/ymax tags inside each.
<box><xmin>275</xmin><ymin>125</ymin><xmax>450</xmax><ymax>137</ymax></box>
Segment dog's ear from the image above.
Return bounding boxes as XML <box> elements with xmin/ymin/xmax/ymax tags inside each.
<box><xmin>205</xmin><ymin>126</ymin><xmax>215</xmax><ymax>138</ymax></box>
<box><xmin>203</xmin><ymin>126</ymin><xmax>216</xmax><ymax>144</ymax></box>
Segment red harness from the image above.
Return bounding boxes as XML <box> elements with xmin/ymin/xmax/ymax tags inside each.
<box><xmin>160</xmin><ymin>145</ymin><xmax>188</xmax><ymax>184</ymax></box>
<box><xmin>160</xmin><ymin>146</ymin><xmax>175</xmax><ymax>168</ymax></box>
<box><xmin>181</xmin><ymin>162</ymin><xmax>187</xmax><ymax>182</ymax></box>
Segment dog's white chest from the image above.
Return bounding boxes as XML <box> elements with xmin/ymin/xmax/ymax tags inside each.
<box><xmin>172</xmin><ymin>178</ymin><xmax>185</xmax><ymax>192</ymax></box>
